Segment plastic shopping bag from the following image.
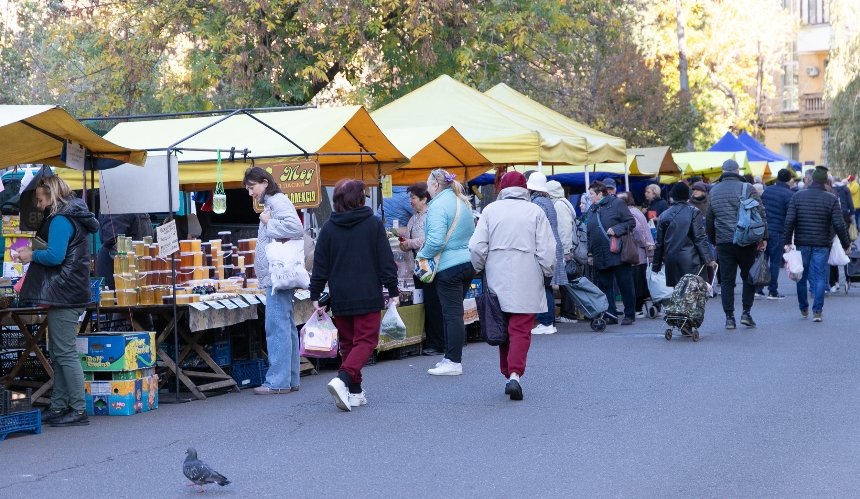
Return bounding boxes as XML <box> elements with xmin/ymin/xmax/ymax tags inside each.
<box><xmin>380</xmin><ymin>301</ymin><xmax>407</xmax><ymax>340</ymax></box>
<box><xmin>646</xmin><ymin>265</ymin><xmax>673</xmax><ymax>302</ymax></box>
<box><xmin>748</xmin><ymin>251</ymin><xmax>771</xmax><ymax>286</ymax></box>
<box><xmin>299</xmin><ymin>310</ymin><xmax>339</xmax><ymax>358</ymax></box>
<box><xmin>828</xmin><ymin>237</ymin><xmax>850</xmax><ymax>266</ymax></box>
<box><xmin>266</xmin><ymin>239</ymin><xmax>310</xmax><ymax>291</ymax></box>
<box><xmin>783</xmin><ymin>247</ymin><xmax>804</xmax><ymax>282</ymax></box>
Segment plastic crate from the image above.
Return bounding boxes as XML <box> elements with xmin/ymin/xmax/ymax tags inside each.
<box><xmin>90</xmin><ymin>277</ymin><xmax>104</xmax><ymax>304</ymax></box>
<box><xmin>0</xmin><ymin>409</ymin><xmax>41</xmax><ymax>441</ymax></box>
<box><xmin>230</xmin><ymin>359</ymin><xmax>268</xmax><ymax>389</ymax></box>
<box><xmin>206</xmin><ymin>341</ymin><xmax>232</xmax><ymax>367</ymax></box>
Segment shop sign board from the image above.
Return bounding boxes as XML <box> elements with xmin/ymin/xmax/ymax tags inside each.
<box><xmin>254</xmin><ymin>160</ymin><xmax>322</xmax><ymax>211</ymax></box>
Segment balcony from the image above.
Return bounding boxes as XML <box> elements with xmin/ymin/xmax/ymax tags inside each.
<box><xmin>800</xmin><ymin>92</ymin><xmax>828</xmax><ymax>120</ymax></box>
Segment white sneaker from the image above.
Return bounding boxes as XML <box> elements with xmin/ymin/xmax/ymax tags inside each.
<box><xmin>556</xmin><ymin>317</ymin><xmax>577</xmax><ymax>324</ymax></box>
<box><xmin>635</xmin><ymin>311</ymin><xmax>646</xmax><ymax>319</ymax></box>
<box><xmin>531</xmin><ymin>324</ymin><xmax>557</xmax><ymax>335</ymax></box>
<box><xmin>326</xmin><ymin>377</ymin><xmax>352</xmax><ymax>412</ymax></box>
<box><xmin>427</xmin><ymin>358</ymin><xmax>463</xmax><ymax>376</ymax></box>
<box><xmin>348</xmin><ymin>391</ymin><xmax>367</xmax><ymax>407</ymax></box>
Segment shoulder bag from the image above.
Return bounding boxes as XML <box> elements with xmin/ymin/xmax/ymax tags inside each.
<box><xmin>414</xmin><ymin>199</ymin><xmax>462</xmax><ymax>284</ymax></box>
<box><xmin>475</xmin><ymin>272</ymin><xmax>508</xmax><ymax>346</ymax></box>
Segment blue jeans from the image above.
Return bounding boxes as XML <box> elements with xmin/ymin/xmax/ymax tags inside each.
<box><xmin>435</xmin><ymin>262</ymin><xmax>474</xmax><ymax>363</ymax></box>
<box><xmin>796</xmin><ymin>246</ymin><xmax>830</xmax><ymax>314</ymax></box>
<box><xmin>264</xmin><ymin>287</ymin><xmax>300</xmax><ymax>389</ymax></box>
<box><xmin>536</xmin><ymin>286</ymin><xmax>555</xmax><ymax>326</ymax></box>
<box><xmin>766</xmin><ymin>234</ymin><xmax>784</xmax><ymax>295</ymax></box>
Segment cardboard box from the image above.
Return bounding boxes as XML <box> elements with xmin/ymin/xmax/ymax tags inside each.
<box><xmin>77</xmin><ymin>332</ymin><xmax>156</xmax><ymax>372</ymax></box>
<box><xmin>84</xmin><ymin>374</ymin><xmax>158</xmax><ymax>416</ymax></box>
<box><xmin>84</xmin><ymin>367</ymin><xmax>155</xmax><ymax>382</ymax></box>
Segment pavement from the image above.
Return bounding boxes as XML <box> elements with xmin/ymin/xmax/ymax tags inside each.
<box><xmin>2</xmin><ymin>273</ymin><xmax>860</xmax><ymax>498</ymax></box>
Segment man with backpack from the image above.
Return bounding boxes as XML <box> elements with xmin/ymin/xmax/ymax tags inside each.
<box><xmin>705</xmin><ymin>159</ymin><xmax>768</xmax><ymax>330</ymax></box>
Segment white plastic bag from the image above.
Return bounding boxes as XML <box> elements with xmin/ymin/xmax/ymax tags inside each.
<box><xmin>299</xmin><ymin>310</ymin><xmax>338</xmax><ymax>358</ymax></box>
<box><xmin>783</xmin><ymin>247</ymin><xmax>804</xmax><ymax>282</ymax></box>
<box><xmin>380</xmin><ymin>301</ymin><xmax>407</xmax><ymax>340</ymax></box>
<box><xmin>265</xmin><ymin>239</ymin><xmax>310</xmax><ymax>291</ymax></box>
<box><xmin>829</xmin><ymin>237</ymin><xmax>850</xmax><ymax>266</ymax></box>
<box><xmin>646</xmin><ymin>266</ymin><xmax>673</xmax><ymax>302</ymax></box>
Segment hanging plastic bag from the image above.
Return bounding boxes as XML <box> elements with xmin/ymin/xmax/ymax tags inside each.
<box><xmin>266</xmin><ymin>239</ymin><xmax>310</xmax><ymax>291</ymax></box>
<box><xmin>828</xmin><ymin>237</ymin><xmax>850</xmax><ymax>266</ymax></box>
<box><xmin>747</xmin><ymin>251</ymin><xmax>771</xmax><ymax>286</ymax></box>
<box><xmin>646</xmin><ymin>265</ymin><xmax>673</xmax><ymax>302</ymax></box>
<box><xmin>783</xmin><ymin>247</ymin><xmax>804</xmax><ymax>282</ymax></box>
<box><xmin>380</xmin><ymin>301</ymin><xmax>407</xmax><ymax>340</ymax></box>
<box><xmin>299</xmin><ymin>310</ymin><xmax>338</xmax><ymax>358</ymax></box>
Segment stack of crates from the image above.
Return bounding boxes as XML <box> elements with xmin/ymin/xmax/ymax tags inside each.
<box><xmin>0</xmin><ymin>388</ymin><xmax>40</xmax><ymax>441</ymax></box>
<box><xmin>77</xmin><ymin>332</ymin><xmax>159</xmax><ymax>416</ymax></box>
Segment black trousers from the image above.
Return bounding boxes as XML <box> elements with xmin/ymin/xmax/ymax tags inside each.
<box><xmin>415</xmin><ymin>277</ymin><xmax>444</xmax><ymax>352</ymax></box>
<box><xmin>716</xmin><ymin>243</ymin><xmax>757</xmax><ymax>316</ymax></box>
<box><xmin>595</xmin><ymin>264</ymin><xmax>636</xmax><ymax>320</ymax></box>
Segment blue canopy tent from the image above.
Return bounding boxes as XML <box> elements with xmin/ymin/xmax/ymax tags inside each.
<box><xmin>737</xmin><ymin>131</ymin><xmax>801</xmax><ymax>170</ymax></box>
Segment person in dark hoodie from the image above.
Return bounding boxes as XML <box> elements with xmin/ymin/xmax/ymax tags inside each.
<box><xmin>760</xmin><ymin>168</ymin><xmax>795</xmax><ymax>299</ymax></box>
<box><xmin>705</xmin><ymin>159</ymin><xmax>768</xmax><ymax>330</ymax></box>
<box><xmin>311</xmin><ymin>179</ymin><xmax>399</xmax><ymax>412</ymax></box>
<box><xmin>15</xmin><ymin>175</ymin><xmax>99</xmax><ymax>428</ymax></box>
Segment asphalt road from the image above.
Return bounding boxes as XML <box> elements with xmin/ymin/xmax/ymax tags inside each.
<box><xmin>2</xmin><ymin>273</ymin><xmax>859</xmax><ymax>498</ymax></box>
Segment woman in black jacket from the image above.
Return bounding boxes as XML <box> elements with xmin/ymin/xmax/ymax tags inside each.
<box><xmin>310</xmin><ymin>179</ymin><xmax>399</xmax><ymax>412</ymax></box>
<box><xmin>586</xmin><ymin>181</ymin><xmax>637</xmax><ymax>325</ymax></box>
<box><xmin>652</xmin><ymin>183</ymin><xmax>715</xmax><ymax>287</ymax></box>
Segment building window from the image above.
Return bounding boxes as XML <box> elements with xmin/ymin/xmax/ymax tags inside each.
<box><xmin>782</xmin><ymin>0</ymin><xmax>798</xmax><ymax>15</ymax></box>
<box><xmin>782</xmin><ymin>41</ymin><xmax>799</xmax><ymax>112</ymax></box>
<box><xmin>800</xmin><ymin>0</ymin><xmax>829</xmax><ymax>25</ymax></box>
<box><xmin>782</xmin><ymin>143</ymin><xmax>800</xmax><ymax>162</ymax></box>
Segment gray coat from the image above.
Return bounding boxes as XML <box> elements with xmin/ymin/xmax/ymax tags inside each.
<box><xmin>255</xmin><ymin>192</ymin><xmax>304</xmax><ymax>289</ymax></box>
<box><xmin>469</xmin><ymin>187</ymin><xmax>556</xmax><ymax>314</ymax></box>
<box><xmin>705</xmin><ymin>173</ymin><xmax>768</xmax><ymax>245</ymax></box>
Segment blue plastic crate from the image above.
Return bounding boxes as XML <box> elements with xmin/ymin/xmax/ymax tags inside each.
<box><xmin>230</xmin><ymin>359</ymin><xmax>268</xmax><ymax>389</ymax></box>
<box><xmin>90</xmin><ymin>277</ymin><xmax>104</xmax><ymax>304</ymax></box>
<box><xmin>0</xmin><ymin>409</ymin><xmax>41</xmax><ymax>441</ymax></box>
<box><xmin>207</xmin><ymin>341</ymin><xmax>232</xmax><ymax>367</ymax></box>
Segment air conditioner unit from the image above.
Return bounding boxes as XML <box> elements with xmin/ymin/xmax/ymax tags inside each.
<box><xmin>806</xmin><ymin>66</ymin><xmax>820</xmax><ymax>77</ymax></box>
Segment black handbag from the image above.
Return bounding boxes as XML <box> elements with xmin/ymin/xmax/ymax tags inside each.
<box><xmin>748</xmin><ymin>251</ymin><xmax>771</xmax><ymax>286</ymax></box>
<box><xmin>475</xmin><ymin>272</ymin><xmax>508</xmax><ymax>346</ymax></box>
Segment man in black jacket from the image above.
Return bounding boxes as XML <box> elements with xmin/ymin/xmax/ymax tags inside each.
<box><xmin>783</xmin><ymin>166</ymin><xmax>851</xmax><ymax>322</ymax></box>
<box><xmin>705</xmin><ymin>159</ymin><xmax>768</xmax><ymax>329</ymax></box>
<box><xmin>760</xmin><ymin>169</ymin><xmax>795</xmax><ymax>299</ymax></box>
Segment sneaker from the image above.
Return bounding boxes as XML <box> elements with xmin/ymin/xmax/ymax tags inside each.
<box><xmin>504</xmin><ymin>379</ymin><xmax>523</xmax><ymax>401</ymax></box>
<box><xmin>49</xmin><ymin>410</ymin><xmax>89</xmax><ymax>427</ymax></box>
<box><xmin>556</xmin><ymin>316</ymin><xmax>577</xmax><ymax>324</ymax></box>
<box><xmin>725</xmin><ymin>316</ymin><xmax>736</xmax><ymax>330</ymax></box>
<box><xmin>635</xmin><ymin>311</ymin><xmax>646</xmax><ymax>319</ymax></box>
<box><xmin>427</xmin><ymin>358</ymin><xmax>463</xmax><ymax>376</ymax></box>
<box><xmin>326</xmin><ymin>377</ymin><xmax>352</xmax><ymax>412</ymax></box>
<box><xmin>800</xmin><ymin>308</ymin><xmax>809</xmax><ymax>319</ymax></box>
<box><xmin>740</xmin><ymin>311</ymin><xmax>756</xmax><ymax>328</ymax></box>
<box><xmin>754</xmin><ymin>291</ymin><xmax>766</xmax><ymax>299</ymax></box>
<box><xmin>767</xmin><ymin>292</ymin><xmax>786</xmax><ymax>300</ymax></box>
<box><xmin>253</xmin><ymin>385</ymin><xmax>293</xmax><ymax>395</ymax></box>
<box><xmin>348</xmin><ymin>391</ymin><xmax>368</xmax><ymax>407</ymax></box>
<box><xmin>620</xmin><ymin>317</ymin><xmax>635</xmax><ymax>326</ymax></box>
<box><xmin>41</xmin><ymin>407</ymin><xmax>70</xmax><ymax>425</ymax></box>
<box><xmin>830</xmin><ymin>285</ymin><xmax>839</xmax><ymax>293</ymax></box>
<box><xmin>813</xmin><ymin>311</ymin><xmax>822</xmax><ymax>322</ymax></box>
<box><xmin>531</xmin><ymin>324</ymin><xmax>556</xmax><ymax>335</ymax></box>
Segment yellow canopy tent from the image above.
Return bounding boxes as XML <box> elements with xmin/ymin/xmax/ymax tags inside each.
<box><xmin>670</xmin><ymin>151</ymin><xmax>750</xmax><ymax>182</ymax></box>
<box><xmin>372</xmin><ymin>75</ymin><xmax>588</xmax><ymax>165</ymax></box>
<box><xmin>484</xmin><ymin>83</ymin><xmax>626</xmax><ymax>164</ymax></box>
<box><xmin>541</xmin><ymin>155</ymin><xmax>638</xmax><ymax>175</ymax></box>
<box><xmin>63</xmin><ymin>106</ymin><xmax>407</xmax><ymax>189</ymax></box>
<box><xmin>748</xmin><ymin>161</ymin><xmax>774</xmax><ymax>183</ymax></box>
<box><xmin>0</xmin><ymin>105</ymin><xmax>146</xmax><ymax>168</ymax></box>
<box><xmin>380</xmin><ymin>126</ymin><xmax>492</xmax><ymax>185</ymax></box>
<box><xmin>626</xmin><ymin>147</ymin><xmax>679</xmax><ymax>176</ymax></box>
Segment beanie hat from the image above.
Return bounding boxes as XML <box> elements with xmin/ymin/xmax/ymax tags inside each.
<box><xmin>525</xmin><ymin>172</ymin><xmax>549</xmax><ymax>193</ymax></box>
<box><xmin>691</xmin><ymin>181</ymin><xmax>708</xmax><ymax>193</ymax></box>
<box><xmin>670</xmin><ymin>182</ymin><xmax>690</xmax><ymax>202</ymax></box>
<box><xmin>722</xmin><ymin>159</ymin><xmax>740</xmax><ymax>172</ymax></box>
<box><xmin>812</xmin><ymin>166</ymin><xmax>828</xmax><ymax>184</ymax></box>
<box><xmin>499</xmin><ymin>171</ymin><xmax>527</xmax><ymax>191</ymax></box>
<box><xmin>777</xmin><ymin>168</ymin><xmax>792</xmax><ymax>183</ymax></box>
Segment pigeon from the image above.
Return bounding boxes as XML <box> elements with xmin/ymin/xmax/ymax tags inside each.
<box><xmin>183</xmin><ymin>448</ymin><xmax>230</xmax><ymax>492</ymax></box>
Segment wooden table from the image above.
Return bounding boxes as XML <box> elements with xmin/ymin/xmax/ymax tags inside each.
<box><xmin>82</xmin><ymin>304</ymin><xmax>240</xmax><ymax>400</ymax></box>
<box><xmin>0</xmin><ymin>307</ymin><xmax>52</xmax><ymax>404</ymax></box>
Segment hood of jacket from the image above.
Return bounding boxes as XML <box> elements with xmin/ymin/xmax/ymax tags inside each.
<box><xmin>329</xmin><ymin>205</ymin><xmax>374</xmax><ymax>228</ymax></box>
<box><xmin>717</xmin><ymin>172</ymin><xmax>744</xmax><ymax>183</ymax></box>
<box><xmin>546</xmin><ymin>181</ymin><xmax>565</xmax><ymax>200</ymax></box>
<box><xmin>56</xmin><ymin>197</ymin><xmax>99</xmax><ymax>233</ymax></box>
<box><xmin>498</xmin><ymin>186</ymin><xmax>530</xmax><ymax>201</ymax></box>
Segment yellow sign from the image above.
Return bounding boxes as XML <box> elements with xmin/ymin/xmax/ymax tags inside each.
<box><xmin>381</xmin><ymin>175</ymin><xmax>393</xmax><ymax>199</ymax></box>
<box><xmin>258</xmin><ymin>160</ymin><xmax>322</xmax><ymax>210</ymax></box>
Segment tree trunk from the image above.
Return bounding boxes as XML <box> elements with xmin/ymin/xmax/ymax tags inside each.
<box><xmin>675</xmin><ymin>0</ymin><xmax>695</xmax><ymax>151</ymax></box>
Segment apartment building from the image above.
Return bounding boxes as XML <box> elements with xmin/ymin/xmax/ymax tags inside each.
<box><xmin>763</xmin><ymin>0</ymin><xmax>831</xmax><ymax>168</ymax></box>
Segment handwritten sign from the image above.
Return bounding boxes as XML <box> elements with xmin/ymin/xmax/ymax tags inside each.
<box><xmin>189</xmin><ymin>302</ymin><xmax>209</xmax><ymax>311</ymax></box>
<box><xmin>156</xmin><ymin>220</ymin><xmax>179</xmax><ymax>257</ymax></box>
<box><xmin>206</xmin><ymin>300</ymin><xmax>225</xmax><ymax>310</ymax></box>
<box><xmin>241</xmin><ymin>294</ymin><xmax>260</xmax><ymax>305</ymax></box>
<box><xmin>220</xmin><ymin>299</ymin><xmax>238</xmax><ymax>310</ymax></box>
<box><xmin>65</xmin><ymin>140</ymin><xmax>86</xmax><ymax>170</ymax></box>
<box><xmin>231</xmin><ymin>298</ymin><xmax>250</xmax><ymax>308</ymax></box>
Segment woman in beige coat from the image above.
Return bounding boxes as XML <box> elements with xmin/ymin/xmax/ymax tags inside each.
<box><xmin>468</xmin><ymin>172</ymin><xmax>556</xmax><ymax>401</ymax></box>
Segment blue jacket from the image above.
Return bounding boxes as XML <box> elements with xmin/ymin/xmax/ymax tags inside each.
<box><xmin>417</xmin><ymin>188</ymin><xmax>474</xmax><ymax>272</ymax></box>
<box><xmin>760</xmin><ymin>181</ymin><xmax>793</xmax><ymax>239</ymax></box>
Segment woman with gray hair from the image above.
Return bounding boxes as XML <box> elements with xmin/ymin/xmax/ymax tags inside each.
<box><xmin>419</xmin><ymin>169</ymin><xmax>475</xmax><ymax>376</ymax></box>
<box><xmin>526</xmin><ymin>172</ymin><xmax>566</xmax><ymax>335</ymax></box>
